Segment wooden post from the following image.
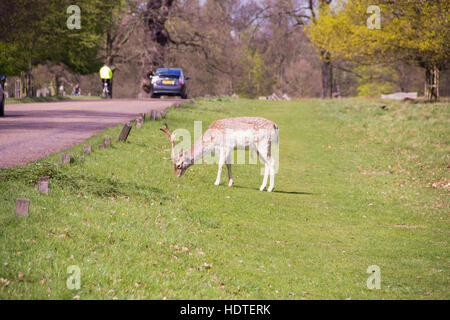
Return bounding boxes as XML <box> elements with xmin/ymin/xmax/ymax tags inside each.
<box><xmin>61</xmin><ymin>153</ymin><xmax>71</xmax><ymax>165</ymax></box>
<box><xmin>140</xmin><ymin>113</ymin><xmax>146</xmax><ymax>122</ymax></box>
<box><xmin>15</xmin><ymin>198</ymin><xmax>30</xmax><ymax>217</ymax></box>
<box><xmin>37</xmin><ymin>176</ymin><xmax>49</xmax><ymax>195</ymax></box>
<box><xmin>84</xmin><ymin>144</ymin><xmax>92</xmax><ymax>155</ymax></box>
<box><xmin>136</xmin><ymin>117</ymin><xmax>143</xmax><ymax>128</ymax></box>
<box><xmin>155</xmin><ymin>111</ymin><xmax>162</xmax><ymax>120</ymax></box>
<box><xmin>118</xmin><ymin>122</ymin><xmax>132</xmax><ymax>142</ymax></box>
<box><xmin>150</xmin><ymin>110</ymin><xmax>156</xmax><ymax>120</ymax></box>
<box><xmin>103</xmin><ymin>137</ymin><xmax>111</xmax><ymax>146</ymax></box>
<box><xmin>37</xmin><ymin>180</ymin><xmax>49</xmax><ymax>194</ymax></box>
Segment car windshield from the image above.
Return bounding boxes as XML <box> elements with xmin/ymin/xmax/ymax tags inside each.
<box><xmin>156</xmin><ymin>69</ymin><xmax>181</xmax><ymax>78</ymax></box>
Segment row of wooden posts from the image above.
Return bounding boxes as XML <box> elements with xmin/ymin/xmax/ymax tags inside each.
<box><xmin>13</xmin><ymin>102</ymin><xmax>187</xmax><ymax>217</ymax></box>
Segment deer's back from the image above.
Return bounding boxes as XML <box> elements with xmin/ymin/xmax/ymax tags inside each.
<box><xmin>208</xmin><ymin>117</ymin><xmax>277</xmax><ymax>131</ymax></box>
<box><xmin>202</xmin><ymin>117</ymin><xmax>277</xmax><ymax>148</ymax></box>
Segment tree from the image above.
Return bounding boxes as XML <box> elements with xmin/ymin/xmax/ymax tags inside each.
<box><xmin>166</xmin><ymin>0</ymin><xmax>323</xmax><ymax>97</ymax></box>
<box><xmin>98</xmin><ymin>0</ymin><xmax>142</xmax><ymax>69</ymax></box>
<box><xmin>140</xmin><ymin>0</ymin><xmax>176</xmax><ymax>95</ymax></box>
<box><xmin>306</xmin><ymin>0</ymin><xmax>450</xmax><ymax>100</ymax></box>
<box><xmin>0</xmin><ymin>0</ymin><xmax>113</xmax><ymax>96</ymax></box>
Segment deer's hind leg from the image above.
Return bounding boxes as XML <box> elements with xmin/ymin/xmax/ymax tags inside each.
<box><xmin>257</xmin><ymin>142</ymin><xmax>275</xmax><ymax>192</ymax></box>
<box><xmin>267</xmin><ymin>156</ymin><xmax>276</xmax><ymax>192</ymax></box>
<box><xmin>256</xmin><ymin>145</ymin><xmax>270</xmax><ymax>191</ymax></box>
<box><xmin>260</xmin><ymin>164</ymin><xmax>270</xmax><ymax>191</ymax></box>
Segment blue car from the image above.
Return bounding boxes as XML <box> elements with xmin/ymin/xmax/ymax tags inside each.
<box><xmin>150</xmin><ymin>68</ymin><xmax>190</xmax><ymax>99</ymax></box>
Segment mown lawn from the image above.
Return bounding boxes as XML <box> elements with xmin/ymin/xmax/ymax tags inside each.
<box><xmin>0</xmin><ymin>97</ymin><xmax>448</xmax><ymax>299</ymax></box>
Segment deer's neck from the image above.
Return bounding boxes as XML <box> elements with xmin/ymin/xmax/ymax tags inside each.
<box><xmin>186</xmin><ymin>136</ymin><xmax>216</xmax><ymax>164</ymax></box>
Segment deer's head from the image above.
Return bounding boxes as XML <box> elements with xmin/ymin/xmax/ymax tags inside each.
<box><xmin>160</xmin><ymin>122</ymin><xmax>191</xmax><ymax>177</ymax></box>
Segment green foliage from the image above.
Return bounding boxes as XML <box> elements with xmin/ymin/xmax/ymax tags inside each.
<box><xmin>355</xmin><ymin>64</ymin><xmax>399</xmax><ymax>97</ymax></box>
<box><xmin>357</xmin><ymin>82</ymin><xmax>397</xmax><ymax>97</ymax></box>
<box><xmin>235</xmin><ymin>50</ymin><xmax>273</xmax><ymax>98</ymax></box>
<box><xmin>0</xmin><ymin>42</ymin><xmax>29</xmax><ymax>75</ymax></box>
<box><xmin>306</xmin><ymin>0</ymin><xmax>450</xmax><ymax>69</ymax></box>
<box><xmin>0</xmin><ymin>0</ymin><xmax>124</xmax><ymax>76</ymax></box>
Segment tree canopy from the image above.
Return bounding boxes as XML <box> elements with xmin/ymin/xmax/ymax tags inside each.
<box><xmin>0</xmin><ymin>0</ymin><xmax>122</xmax><ymax>76</ymax></box>
<box><xmin>306</xmin><ymin>0</ymin><xmax>450</xmax><ymax>99</ymax></box>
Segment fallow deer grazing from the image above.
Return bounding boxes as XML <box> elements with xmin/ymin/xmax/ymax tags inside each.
<box><xmin>160</xmin><ymin>117</ymin><xmax>279</xmax><ymax>192</ymax></box>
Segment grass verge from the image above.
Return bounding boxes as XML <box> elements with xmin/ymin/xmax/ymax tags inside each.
<box><xmin>6</xmin><ymin>95</ymin><xmax>102</xmax><ymax>104</ymax></box>
<box><xmin>0</xmin><ymin>97</ymin><xmax>448</xmax><ymax>299</ymax></box>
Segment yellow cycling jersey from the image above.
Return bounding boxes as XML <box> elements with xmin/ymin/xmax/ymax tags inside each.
<box><xmin>99</xmin><ymin>66</ymin><xmax>113</xmax><ymax>79</ymax></box>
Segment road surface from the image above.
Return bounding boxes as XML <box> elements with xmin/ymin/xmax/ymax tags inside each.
<box><xmin>0</xmin><ymin>99</ymin><xmax>178</xmax><ymax>168</ymax></box>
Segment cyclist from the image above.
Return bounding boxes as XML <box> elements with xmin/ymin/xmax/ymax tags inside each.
<box><xmin>99</xmin><ymin>64</ymin><xmax>113</xmax><ymax>98</ymax></box>
<box><xmin>73</xmin><ymin>83</ymin><xmax>81</xmax><ymax>96</ymax></box>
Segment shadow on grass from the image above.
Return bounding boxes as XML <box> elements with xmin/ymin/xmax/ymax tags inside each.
<box><xmin>232</xmin><ymin>184</ymin><xmax>315</xmax><ymax>195</ymax></box>
<box><xmin>272</xmin><ymin>190</ymin><xmax>315</xmax><ymax>195</ymax></box>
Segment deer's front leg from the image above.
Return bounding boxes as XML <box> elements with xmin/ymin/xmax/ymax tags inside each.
<box><xmin>226</xmin><ymin>152</ymin><xmax>233</xmax><ymax>187</ymax></box>
<box><xmin>214</xmin><ymin>152</ymin><xmax>226</xmax><ymax>186</ymax></box>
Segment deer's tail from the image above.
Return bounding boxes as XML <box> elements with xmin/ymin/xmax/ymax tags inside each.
<box><xmin>272</xmin><ymin>124</ymin><xmax>279</xmax><ymax>147</ymax></box>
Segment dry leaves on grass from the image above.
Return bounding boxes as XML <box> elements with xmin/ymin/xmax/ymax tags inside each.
<box><xmin>198</xmin><ymin>263</ymin><xmax>213</xmax><ymax>271</ymax></box>
<box><xmin>430</xmin><ymin>179</ymin><xmax>449</xmax><ymax>190</ymax></box>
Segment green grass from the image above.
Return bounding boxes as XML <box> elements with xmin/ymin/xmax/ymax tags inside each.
<box><xmin>6</xmin><ymin>95</ymin><xmax>101</xmax><ymax>104</ymax></box>
<box><xmin>0</xmin><ymin>97</ymin><xmax>448</xmax><ymax>300</ymax></box>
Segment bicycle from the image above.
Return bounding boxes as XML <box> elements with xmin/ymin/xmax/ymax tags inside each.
<box><xmin>102</xmin><ymin>79</ymin><xmax>112</xmax><ymax>99</ymax></box>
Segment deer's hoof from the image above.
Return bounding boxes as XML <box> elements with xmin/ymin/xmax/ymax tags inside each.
<box><xmin>267</xmin><ymin>186</ymin><xmax>274</xmax><ymax>192</ymax></box>
<box><xmin>259</xmin><ymin>186</ymin><xmax>266</xmax><ymax>191</ymax></box>
<box><xmin>214</xmin><ymin>181</ymin><xmax>220</xmax><ymax>186</ymax></box>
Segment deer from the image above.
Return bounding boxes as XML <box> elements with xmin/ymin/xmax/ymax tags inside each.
<box><xmin>160</xmin><ymin>117</ymin><xmax>279</xmax><ymax>192</ymax></box>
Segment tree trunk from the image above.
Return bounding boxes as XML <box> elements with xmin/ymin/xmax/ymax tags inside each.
<box><xmin>424</xmin><ymin>65</ymin><xmax>439</xmax><ymax>101</ymax></box>
<box><xmin>24</xmin><ymin>50</ymin><xmax>36</xmax><ymax>98</ymax></box>
<box><xmin>140</xmin><ymin>0</ymin><xmax>175</xmax><ymax>96</ymax></box>
<box><xmin>106</xmin><ymin>31</ymin><xmax>114</xmax><ymax>66</ymax></box>
<box><xmin>318</xmin><ymin>1</ymin><xmax>333</xmax><ymax>99</ymax></box>
<box><xmin>321</xmin><ymin>50</ymin><xmax>333</xmax><ymax>98</ymax></box>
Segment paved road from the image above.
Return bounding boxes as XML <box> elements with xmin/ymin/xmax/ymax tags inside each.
<box><xmin>0</xmin><ymin>99</ymin><xmax>178</xmax><ymax>168</ymax></box>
